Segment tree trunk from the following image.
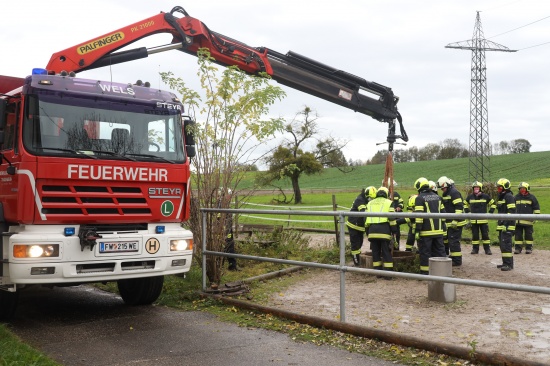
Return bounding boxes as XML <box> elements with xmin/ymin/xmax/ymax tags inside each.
<box><xmin>291</xmin><ymin>176</ymin><xmax>302</xmax><ymax>204</ymax></box>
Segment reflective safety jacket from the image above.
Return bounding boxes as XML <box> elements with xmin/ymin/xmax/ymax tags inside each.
<box><xmin>365</xmin><ymin>197</ymin><xmax>397</xmax><ymax>240</ymax></box>
<box><xmin>391</xmin><ymin>191</ymin><xmax>404</xmax><ymax>212</ymax></box>
<box><xmin>496</xmin><ymin>190</ymin><xmax>516</xmax><ymax>231</ymax></box>
<box><xmin>441</xmin><ymin>185</ymin><xmax>467</xmax><ymax>227</ymax></box>
<box><xmin>464</xmin><ymin>192</ymin><xmax>495</xmax><ymax>224</ymax></box>
<box><xmin>346</xmin><ymin>193</ymin><xmax>369</xmax><ymax>232</ymax></box>
<box><xmin>514</xmin><ymin>192</ymin><xmax>540</xmax><ymax>226</ymax></box>
<box><xmin>415</xmin><ymin>189</ymin><xmax>446</xmax><ymax>236</ymax></box>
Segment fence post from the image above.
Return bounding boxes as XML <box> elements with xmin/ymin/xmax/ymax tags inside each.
<box><xmin>338</xmin><ymin>212</ymin><xmax>347</xmax><ymax>323</ymax></box>
<box><xmin>332</xmin><ymin>194</ymin><xmax>339</xmax><ymax>245</ymax></box>
<box><xmin>428</xmin><ymin>257</ymin><xmax>456</xmax><ymax>303</ymax></box>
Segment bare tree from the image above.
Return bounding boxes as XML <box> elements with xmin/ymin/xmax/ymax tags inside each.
<box><xmin>258</xmin><ymin>106</ymin><xmax>348</xmax><ymax>204</ymax></box>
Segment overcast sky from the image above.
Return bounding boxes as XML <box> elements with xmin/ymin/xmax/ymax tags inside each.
<box><xmin>2</xmin><ymin>0</ymin><xmax>549</xmax><ymax>163</ymax></box>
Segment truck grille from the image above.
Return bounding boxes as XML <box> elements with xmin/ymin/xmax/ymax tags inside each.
<box><xmin>39</xmin><ymin>184</ymin><xmax>151</xmax><ymax>216</ymax></box>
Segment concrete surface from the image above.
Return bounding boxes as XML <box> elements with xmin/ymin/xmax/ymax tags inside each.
<box><xmin>7</xmin><ymin>285</ymin><xmax>403</xmax><ymax>366</ymax></box>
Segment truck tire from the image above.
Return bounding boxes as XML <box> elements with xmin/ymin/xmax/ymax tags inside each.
<box><xmin>117</xmin><ymin>276</ymin><xmax>164</xmax><ymax>305</ymax></box>
<box><xmin>0</xmin><ymin>290</ymin><xmax>19</xmax><ymax>320</ymax></box>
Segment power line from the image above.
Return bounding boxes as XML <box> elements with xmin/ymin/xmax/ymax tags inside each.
<box><xmin>519</xmin><ymin>40</ymin><xmax>550</xmax><ymax>50</ymax></box>
<box><xmin>487</xmin><ymin>15</ymin><xmax>550</xmax><ymax>39</ymax></box>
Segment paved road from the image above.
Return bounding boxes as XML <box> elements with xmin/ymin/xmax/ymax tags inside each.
<box><xmin>7</xmin><ymin>285</ymin><xmax>403</xmax><ymax>366</ymax></box>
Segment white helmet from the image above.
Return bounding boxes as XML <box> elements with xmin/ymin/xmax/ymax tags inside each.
<box><xmin>437</xmin><ymin>176</ymin><xmax>451</xmax><ymax>189</ymax></box>
<box><xmin>428</xmin><ymin>180</ymin><xmax>438</xmax><ymax>192</ymax></box>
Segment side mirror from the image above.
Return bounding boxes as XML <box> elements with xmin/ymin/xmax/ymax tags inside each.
<box><xmin>183</xmin><ymin>118</ymin><xmax>196</xmax><ymax>158</ymax></box>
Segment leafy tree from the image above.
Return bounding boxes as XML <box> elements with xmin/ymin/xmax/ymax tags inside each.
<box><xmin>509</xmin><ymin>138</ymin><xmax>531</xmax><ymax>154</ymax></box>
<box><xmin>258</xmin><ymin>107</ymin><xmax>347</xmax><ymax>204</ymax></box>
<box><xmin>437</xmin><ymin>138</ymin><xmax>468</xmax><ymax>160</ymax></box>
<box><xmin>161</xmin><ymin>49</ymin><xmax>285</xmax><ymax>285</ymax></box>
<box><xmin>367</xmin><ymin>149</ymin><xmax>388</xmax><ymax>165</ymax></box>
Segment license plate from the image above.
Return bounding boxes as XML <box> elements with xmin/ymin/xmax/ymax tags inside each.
<box><xmin>99</xmin><ymin>241</ymin><xmax>139</xmax><ymax>253</ymax></box>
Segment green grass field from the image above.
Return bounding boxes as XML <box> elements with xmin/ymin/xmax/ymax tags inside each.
<box><xmin>234</xmin><ymin>151</ymin><xmax>550</xmax><ymax>250</ymax></box>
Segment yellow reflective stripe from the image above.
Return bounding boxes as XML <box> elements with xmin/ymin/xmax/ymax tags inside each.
<box><xmin>420</xmin><ymin>265</ymin><xmax>430</xmax><ymax>272</ymax></box>
<box><xmin>383</xmin><ymin>262</ymin><xmax>394</xmax><ymax>268</ymax></box>
<box><xmin>419</xmin><ymin>229</ymin><xmax>445</xmax><ymax>236</ymax></box>
<box><xmin>373</xmin><ymin>261</ymin><xmax>382</xmax><ymax>267</ymax></box>
<box><xmin>496</xmin><ymin>225</ymin><xmax>505</xmax><ymax>230</ymax></box>
<box><xmin>502</xmin><ymin>252</ymin><xmax>513</xmax><ymax>258</ymax></box>
<box><xmin>507</xmin><ymin>203</ymin><xmax>516</xmax><ymax>209</ymax></box>
<box><xmin>368</xmin><ymin>233</ymin><xmax>392</xmax><ymax>240</ymax></box>
<box><xmin>346</xmin><ymin>222</ymin><xmax>365</xmax><ymax>231</ymax></box>
<box><xmin>517</xmin><ymin>220</ymin><xmax>534</xmax><ymax>225</ymax></box>
<box><xmin>452</xmin><ymin>198</ymin><xmax>462</xmax><ymax>205</ymax></box>
<box><xmin>534</xmin><ymin>210</ymin><xmax>541</xmax><ymax>214</ymax></box>
<box><xmin>351</xmin><ymin>249</ymin><xmax>362</xmax><ymax>255</ymax></box>
<box><xmin>449</xmin><ymin>252</ymin><xmax>462</xmax><ymax>257</ymax></box>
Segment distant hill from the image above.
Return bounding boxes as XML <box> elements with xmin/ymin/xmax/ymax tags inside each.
<box><xmin>239</xmin><ymin>151</ymin><xmax>550</xmax><ymax>190</ymax></box>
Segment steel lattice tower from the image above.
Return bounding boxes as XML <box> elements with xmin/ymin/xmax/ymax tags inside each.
<box><xmin>446</xmin><ymin>12</ymin><xmax>516</xmax><ymax>184</ymax></box>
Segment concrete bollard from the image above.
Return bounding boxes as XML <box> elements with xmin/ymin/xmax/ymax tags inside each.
<box><xmin>428</xmin><ymin>257</ymin><xmax>456</xmax><ymax>303</ymax></box>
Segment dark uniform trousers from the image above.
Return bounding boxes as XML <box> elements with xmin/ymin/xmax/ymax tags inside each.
<box><xmin>447</xmin><ymin>226</ymin><xmax>463</xmax><ymax>265</ymax></box>
<box><xmin>499</xmin><ymin>230</ymin><xmax>514</xmax><ymax>268</ymax></box>
<box><xmin>418</xmin><ymin>235</ymin><xmax>446</xmax><ymax>275</ymax></box>
<box><xmin>515</xmin><ymin>224</ymin><xmax>534</xmax><ymax>252</ymax></box>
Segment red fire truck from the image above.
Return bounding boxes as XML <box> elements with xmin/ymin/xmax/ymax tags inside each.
<box><xmin>0</xmin><ymin>6</ymin><xmax>406</xmax><ymax>319</ymax></box>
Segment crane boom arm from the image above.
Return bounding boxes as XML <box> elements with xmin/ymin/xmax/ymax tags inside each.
<box><xmin>45</xmin><ymin>6</ymin><xmax>407</xmax><ymax>148</ymax></box>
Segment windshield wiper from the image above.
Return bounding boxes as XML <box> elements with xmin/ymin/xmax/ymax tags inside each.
<box><xmin>86</xmin><ymin>150</ymin><xmax>137</xmax><ymax>161</ymax></box>
<box><xmin>126</xmin><ymin>153</ymin><xmax>175</xmax><ymax>164</ymax></box>
<box><xmin>38</xmin><ymin>147</ymin><xmax>98</xmax><ymax>159</ymax></box>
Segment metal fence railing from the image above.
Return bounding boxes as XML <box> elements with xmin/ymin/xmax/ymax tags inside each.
<box><xmin>200</xmin><ymin>208</ymin><xmax>550</xmax><ymax>323</ymax></box>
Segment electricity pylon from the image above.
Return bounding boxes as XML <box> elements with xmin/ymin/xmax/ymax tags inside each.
<box><xmin>446</xmin><ymin>11</ymin><xmax>516</xmax><ymax>184</ymax></box>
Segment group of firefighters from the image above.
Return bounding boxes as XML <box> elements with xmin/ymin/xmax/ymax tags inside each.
<box><xmin>346</xmin><ymin>177</ymin><xmax>541</xmax><ymax>276</ymax></box>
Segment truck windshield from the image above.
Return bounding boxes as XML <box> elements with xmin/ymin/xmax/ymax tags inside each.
<box><xmin>23</xmin><ymin>94</ymin><xmax>185</xmax><ymax>163</ymax></box>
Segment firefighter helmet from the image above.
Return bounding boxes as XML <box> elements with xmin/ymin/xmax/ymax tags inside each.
<box><xmin>496</xmin><ymin>178</ymin><xmax>511</xmax><ymax>190</ymax></box>
<box><xmin>518</xmin><ymin>182</ymin><xmax>530</xmax><ymax>192</ymax></box>
<box><xmin>414</xmin><ymin>177</ymin><xmax>429</xmax><ymax>192</ymax></box>
<box><xmin>408</xmin><ymin>194</ymin><xmax>418</xmax><ymax>209</ymax></box>
<box><xmin>437</xmin><ymin>176</ymin><xmax>451</xmax><ymax>189</ymax></box>
<box><xmin>377</xmin><ymin>186</ymin><xmax>389</xmax><ymax>198</ymax></box>
<box><xmin>472</xmin><ymin>181</ymin><xmax>482</xmax><ymax>189</ymax></box>
<box><xmin>428</xmin><ymin>180</ymin><xmax>438</xmax><ymax>192</ymax></box>
<box><xmin>364</xmin><ymin>186</ymin><xmax>377</xmax><ymax>199</ymax></box>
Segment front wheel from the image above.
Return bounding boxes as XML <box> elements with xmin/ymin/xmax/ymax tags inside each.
<box><xmin>117</xmin><ymin>276</ymin><xmax>164</xmax><ymax>305</ymax></box>
<box><xmin>0</xmin><ymin>290</ymin><xmax>19</xmax><ymax>320</ymax></box>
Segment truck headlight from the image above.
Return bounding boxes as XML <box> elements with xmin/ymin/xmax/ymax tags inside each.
<box><xmin>170</xmin><ymin>239</ymin><xmax>192</xmax><ymax>251</ymax></box>
<box><xmin>13</xmin><ymin>244</ymin><xmax>60</xmax><ymax>258</ymax></box>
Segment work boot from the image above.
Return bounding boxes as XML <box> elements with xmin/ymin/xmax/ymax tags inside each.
<box><xmin>526</xmin><ymin>245</ymin><xmax>533</xmax><ymax>254</ymax></box>
<box><xmin>352</xmin><ymin>254</ymin><xmax>360</xmax><ymax>267</ymax></box>
<box><xmin>500</xmin><ymin>265</ymin><xmax>513</xmax><ymax>271</ymax></box>
<box><xmin>514</xmin><ymin>245</ymin><xmax>522</xmax><ymax>254</ymax></box>
<box><xmin>483</xmin><ymin>245</ymin><xmax>492</xmax><ymax>255</ymax></box>
<box><xmin>470</xmin><ymin>245</ymin><xmax>479</xmax><ymax>254</ymax></box>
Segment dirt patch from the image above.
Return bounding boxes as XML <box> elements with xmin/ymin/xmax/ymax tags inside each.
<box><xmin>267</xmin><ymin>234</ymin><xmax>550</xmax><ymax>364</ymax></box>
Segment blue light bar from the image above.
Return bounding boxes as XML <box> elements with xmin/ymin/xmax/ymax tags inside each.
<box><xmin>155</xmin><ymin>226</ymin><xmax>165</xmax><ymax>234</ymax></box>
<box><xmin>64</xmin><ymin>227</ymin><xmax>76</xmax><ymax>236</ymax></box>
<box><xmin>32</xmin><ymin>68</ymin><xmax>47</xmax><ymax>75</ymax></box>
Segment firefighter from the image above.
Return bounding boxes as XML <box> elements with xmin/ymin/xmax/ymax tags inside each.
<box><xmin>346</xmin><ymin>186</ymin><xmax>376</xmax><ymax>266</ymax></box>
<box><xmin>464</xmin><ymin>181</ymin><xmax>495</xmax><ymax>255</ymax></box>
<box><xmin>365</xmin><ymin>187</ymin><xmax>397</xmax><ymax>279</ymax></box>
<box><xmin>391</xmin><ymin>186</ymin><xmax>404</xmax><ymax>251</ymax></box>
<box><xmin>414</xmin><ymin>177</ymin><xmax>446</xmax><ymax>275</ymax></box>
<box><xmin>514</xmin><ymin>182</ymin><xmax>540</xmax><ymax>254</ymax></box>
<box><xmin>396</xmin><ymin>194</ymin><xmax>417</xmax><ymax>252</ymax></box>
<box><xmin>438</xmin><ymin>176</ymin><xmax>466</xmax><ymax>266</ymax></box>
<box><xmin>495</xmin><ymin>178</ymin><xmax>516</xmax><ymax>271</ymax></box>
